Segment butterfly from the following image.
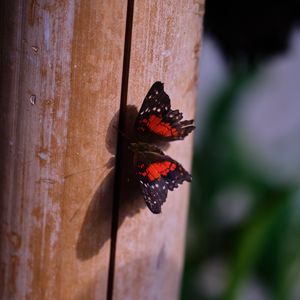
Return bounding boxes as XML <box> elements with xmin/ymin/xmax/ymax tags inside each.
<box><xmin>135</xmin><ymin>81</ymin><xmax>195</xmax><ymax>141</ymax></box>
<box><xmin>130</xmin><ymin>81</ymin><xmax>195</xmax><ymax>214</ymax></box>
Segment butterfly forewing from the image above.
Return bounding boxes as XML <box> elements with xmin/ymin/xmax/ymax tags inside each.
<box><xmin>137</xmin><ymin>81</ymin><xmax>171</xmax><ymax>118</ymax></box>
<box><xmin>136</xmin><ymin>81</ymin><xmax>195</xmax><ymax>140</ymax></box>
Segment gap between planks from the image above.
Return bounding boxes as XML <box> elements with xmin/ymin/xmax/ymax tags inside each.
<box><xmin>106</xmin><ymin>0</ymin><xmax>135</xmax><ymax>299</ymax></box>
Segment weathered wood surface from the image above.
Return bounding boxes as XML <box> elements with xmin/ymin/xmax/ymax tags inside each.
<box><xmin>0</xmin><ymin>0</ymin><xmax>204</xmax><ymax>299</ymax></box>
<box><xmin>113</xmin><ymin>1</ymin><xmax>204</xmax><ymax>300</ymax></box>
<box><xmin>0</xmin><ymin>1</ymin><xmax>127</xmax><ymax>299</ymax></box>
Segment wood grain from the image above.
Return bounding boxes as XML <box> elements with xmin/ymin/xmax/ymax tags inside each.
<box><xmin>113</xmin><ymin>1</ymin><xmax>205</xmax><ymax>299</ymax></box>
<box><xmin>0</xmin><ymin>0</ymin><xmax>205</xmax><ymax>299</ymax></box>
<box><xmin>0</xmin><ymin>1</ymin><xmax>127</xmax><ymax>299</ymax></box>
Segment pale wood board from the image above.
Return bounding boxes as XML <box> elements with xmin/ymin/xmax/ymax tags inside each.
<box><xmin>113</xmin><ymin>1</ymin><xmax>205</xmax><ymax>299</ymax></box>
<box><xmin>0</xmin><ymin>1</ymin><xmax>127</xmax><ymax>299</ymax></box>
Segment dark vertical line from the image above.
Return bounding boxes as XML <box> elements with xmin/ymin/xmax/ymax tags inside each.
<box><xmin>106</xmin><ymin>0</ymin><xmax>135</xmax><ymax>299</ymax></box>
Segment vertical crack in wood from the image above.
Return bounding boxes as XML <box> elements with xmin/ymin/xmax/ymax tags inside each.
<box><xmin>107</xmin><ymin>0</ymin><xmax>135</xmax><ymax>299</ymax></box>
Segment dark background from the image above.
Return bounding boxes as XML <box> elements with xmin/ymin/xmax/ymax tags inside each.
<box><xmin>182</xmin><ymin>1</ymin><xmax>300</xmax><ymax>299</ymax></box>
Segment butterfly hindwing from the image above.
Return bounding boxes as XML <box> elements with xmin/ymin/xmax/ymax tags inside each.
<box><xmin>136</xmin><ymin>82</ymin><xmax>195</xmax><ymax>140</ymax></box>
<box><xmin>136</xmin><ymin>149</ymin><xmax>191</xmax><ymax>213</ymax></box>
<box><xmin>138</xmin><ymin>174</ymin><xmax>168</xmax><ymax>214</ymax></box>
<box><xmin>163</xmin><ymin>158</ymin><xmax>192</xmax><ymax>191</ymax></box>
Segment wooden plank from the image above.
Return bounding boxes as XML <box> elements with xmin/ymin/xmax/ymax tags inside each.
<box><xmin>113</xmin><ymin>1</ymin><xmax>205</xmax><ymax>299</ymax></box>
<box><xmin>0</xmin><ymin>1</ymin><xmax>127</xmax><ymax>299</ymax></box>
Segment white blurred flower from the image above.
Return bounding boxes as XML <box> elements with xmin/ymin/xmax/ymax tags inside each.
<box><xmin>214</xmin><ymin>185</ymin><xmax>254</xmax><ymax>227</ymax></box>
<box><xmin>232</xmin><ymin>29</ymin><xmax>300</xmax><ymax>186</ymax></box>
<box><xmin>196</xmin><ymin>34</ymin><xmax>229</xmax><ymax>144</ymax></box>
<box><xmin>194</xmin><ymin>257</ymin><xmax>228</xmax><ymax>298</ymax></box>
<box><xmin>237</xmin><ymin>277</ymin><xmax>271</xmax><ymax>300</ymax></box>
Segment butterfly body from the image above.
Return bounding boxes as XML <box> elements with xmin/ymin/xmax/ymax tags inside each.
<box><xmin>131</xmin><ymin>82</ymin><xmax>195</xmax><ymax>214</ymax></box>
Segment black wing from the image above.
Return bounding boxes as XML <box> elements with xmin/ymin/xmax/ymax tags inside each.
<box><xmin>136</xmin><ymin>150</ymin><xmax>192</xmax><ymax>213</ymax></box>
<box><xmin>135</xmin><ymin>82</ymin><xmax>195</xmax><ymax>141</ymax></box>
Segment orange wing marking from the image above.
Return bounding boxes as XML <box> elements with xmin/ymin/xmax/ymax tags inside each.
<box><xmin>142</xmin><ymin>115</ymin><xmax>179</xmax><ymax>137</ymax></box>
<box><xmin>139</xmin><ymin>161</ymin><xmax>176</xmax><ymax>181</ymax></box>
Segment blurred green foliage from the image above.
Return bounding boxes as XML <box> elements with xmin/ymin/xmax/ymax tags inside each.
<box><xmin>181</xmin><ymin>70</ymin><xmax>299</xmax><ymax>300</ymax></box>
